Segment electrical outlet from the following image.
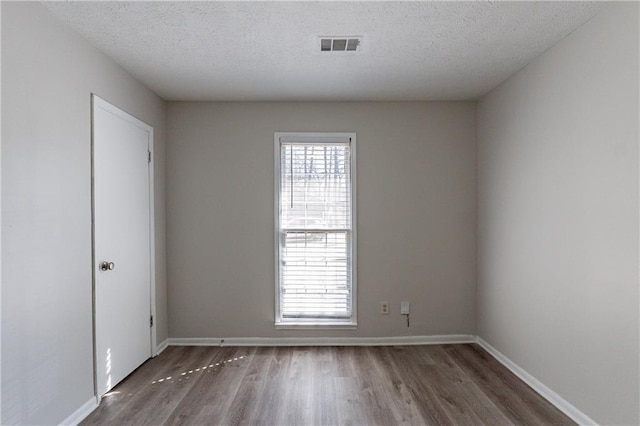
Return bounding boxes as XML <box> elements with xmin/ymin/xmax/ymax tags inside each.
<box><xmin>380</xmin><ymin>302</ymin><xmax>390</xmax><ymax>315</ymax></box>
<box><xmin>400</xmin><ymin>301</ymin><xmax>410</xmax><ymax>315</ymax></box>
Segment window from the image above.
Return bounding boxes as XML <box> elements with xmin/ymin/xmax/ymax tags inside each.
<box><xmin>275</xmin><ymin>133</ymin><xmax>356</xmax><ymax>328</ymax></box>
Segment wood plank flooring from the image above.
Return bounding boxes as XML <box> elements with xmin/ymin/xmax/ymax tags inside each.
<box><xmin>82</xmin><ymin>344</ymin><xmax>574</xmax><ymax>425</ymax></box>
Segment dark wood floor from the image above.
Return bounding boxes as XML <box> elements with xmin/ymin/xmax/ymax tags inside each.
<box><xmin>82</xmin><ymin>344</ymin><xmax>574</xmax><ymax>425</ymax></box>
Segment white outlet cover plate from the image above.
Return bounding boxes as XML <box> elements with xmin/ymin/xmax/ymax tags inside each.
<box><xmin>401</xmin><ymin>301</ymin><xmax>410</xmax><ymax>314</ymax></box>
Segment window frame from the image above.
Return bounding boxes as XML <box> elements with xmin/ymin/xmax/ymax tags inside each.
<box><xmin>274</xmin><ymin>132</ymin><xmax>357</xmax><ymax>329</ymax></box>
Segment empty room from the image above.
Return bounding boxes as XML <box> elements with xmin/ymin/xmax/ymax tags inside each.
<box><xmin>1</xmin><ymin>1</ymin><xmax>639</xmax><ymax>425</ymax></box>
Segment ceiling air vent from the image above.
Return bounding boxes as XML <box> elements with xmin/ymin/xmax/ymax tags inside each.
<box><xmin>320</xmin><ymin>37</ymin><xmax>362</xmax><ymax>52</ymax></box>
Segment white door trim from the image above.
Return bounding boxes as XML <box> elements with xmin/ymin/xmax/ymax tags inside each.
<box><xmin>90</xmin><ymin>94</ymin><xmax>157</xmax><ymax>399</ymax></box>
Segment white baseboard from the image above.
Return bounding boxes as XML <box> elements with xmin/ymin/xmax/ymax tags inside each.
<box><xmin>155</xmin><ymin>338</ymin><xmax>169</xmax><ymax>356</ymax></box>
<box><xmin>475</xmin><ymin>337</ymin><xmax>597</xmax><ymax>426</ymax></box>
<box><xmin>168</xmin><ymin>334</ymin><xmax>475</xmax><ymax>347</ymax></box>
<box><xmin>59</xmin><ymin>396</ymin><xmax>98</xmax><ymax>426</ymax></box>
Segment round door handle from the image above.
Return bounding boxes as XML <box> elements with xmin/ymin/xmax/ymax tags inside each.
<box><xmin>100</xmin><ymin>261</ymin><xmax>115</xmax><ymax>271</ymax></box>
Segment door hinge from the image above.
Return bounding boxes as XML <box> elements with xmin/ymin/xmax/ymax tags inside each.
<box><xmin>148</xmin><ymin>151</ymin><xmax>152</xmax><ymax>163</ymax></box>
<box><xmin>150</xmin><ymin>315</ymin><xmax>154</xmax><ymax>327</ymax></box>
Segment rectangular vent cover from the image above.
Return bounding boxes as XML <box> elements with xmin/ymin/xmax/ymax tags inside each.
<box><xmin>320</xmin><ymin>37</ymin><xmax>361</xmax><ymax>52</ymax></box>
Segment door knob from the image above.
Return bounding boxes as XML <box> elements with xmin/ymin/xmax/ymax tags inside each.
<box><xmin>100</xmin><ymin>261</ymin><xmax>115</xmax><ymax>271</ymax></box>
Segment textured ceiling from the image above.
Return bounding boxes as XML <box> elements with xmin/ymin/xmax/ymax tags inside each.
<box><xmin>44</xmin><ymin>1</ymin><xmax>606</xmax><ymax>101</ymax></box>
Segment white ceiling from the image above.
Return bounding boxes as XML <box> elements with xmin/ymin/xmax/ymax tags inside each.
<box><xmin>44</xmin><ymin>1</ymin><xmax>606</xmax><ymax>101</ymax></box>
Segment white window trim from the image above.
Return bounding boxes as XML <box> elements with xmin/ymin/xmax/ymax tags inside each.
<box><xmin>274</xmin><ymin>132</ymin><xmax>357</xmax><ymax>329</ymax></box>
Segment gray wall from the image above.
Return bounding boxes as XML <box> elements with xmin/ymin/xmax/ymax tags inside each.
<box><xmin>167</xmin><ymin>102</ymin><xmax>476</xmax><ymax>338</ymax></box>
<box><xmin>477</xmin><ymin>3</ymin><xmax>639</xmax><ymax>425</ymax></box>
<box><xmin>1</xmin><ymin>3</ymin><xmax>168</xmax><ymax>424</ymax></box>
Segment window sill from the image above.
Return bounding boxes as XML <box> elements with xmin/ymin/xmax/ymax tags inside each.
<box><xmin>275</xmin><ymin>321</ymin><xmax>357</xmax><ymax>330</ymax></box>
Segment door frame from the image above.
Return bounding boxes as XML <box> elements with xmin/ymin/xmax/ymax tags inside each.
<box><xmin>90</xmin><ymin>94</ymin><xmax>157</xmax><ymax>398</ymax></box>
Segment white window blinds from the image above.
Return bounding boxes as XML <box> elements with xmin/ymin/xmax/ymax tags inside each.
<box><xmin>275</xmin><ymin>134</ymin><xmax>356</xmax><ymax>325</ymax></box>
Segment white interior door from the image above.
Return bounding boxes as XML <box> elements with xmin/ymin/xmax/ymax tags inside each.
<box><xmin>93</xmin><ymin>95</ymin><xmax>153</xmax><ymax>396</ymax></box>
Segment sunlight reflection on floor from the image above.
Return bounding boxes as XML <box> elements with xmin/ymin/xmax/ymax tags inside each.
<box><xmin>150</xmin><ymin>355</ymin><xmax>247</xmax><ymax>384</ymax></box>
